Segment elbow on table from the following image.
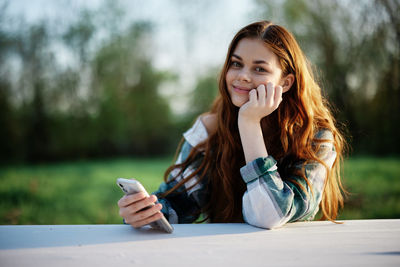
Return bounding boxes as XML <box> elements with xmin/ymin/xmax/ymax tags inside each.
<box><xmin>243</xmin><ymin>209</ymin><xmax>287</xmax><ymax>230</ymax></box>
<box><xmin>242</xmin><ymin>191</ymin><xmax>292</xmax><ymax>230</ymax></box>
<box><xmin>244</xmin><ymin>199</ymin><xmax>314</xmax><ymax>229</ymax></box>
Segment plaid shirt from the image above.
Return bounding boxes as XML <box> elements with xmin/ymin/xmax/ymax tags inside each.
<box><xmin>153</xmin><ymin>118</ymin><xmax>336</xmax><ymax>229</ymax></box>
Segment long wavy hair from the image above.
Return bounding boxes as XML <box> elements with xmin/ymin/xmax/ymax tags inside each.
<box><xmin>162</xmin><ymin>21</ymin><xmax>346</xmax><ymax>223</ymax></box>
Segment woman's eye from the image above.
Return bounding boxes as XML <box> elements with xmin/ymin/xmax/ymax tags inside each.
<box><xmin>255</xmin><ymin>67</ymin><xmax>267</xmax><ymax>72</ymax></box>
<box><xmin>231</xmin><ymin>61</ymin><xmax>241</xmax><ymax>68</ymax></box>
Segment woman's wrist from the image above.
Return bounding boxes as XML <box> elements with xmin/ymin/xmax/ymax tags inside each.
<box><xmin>238</xmin><ymin>117</ymin><xmax>268</xmax><ymax>163</ymax></box>
<box><xmin>238</xmin><ymin>111</ymin><xmax>262</xmax><ymax>125</ymax></box>
<box><xmin>238</xmin><ymin>114</ymin><xmax>261</xmax><ymax>127</ymax></box>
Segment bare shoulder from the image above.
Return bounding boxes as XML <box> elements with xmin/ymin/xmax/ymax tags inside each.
<box><xmin>200</xmin><ymin>113</ymin><xmax>217</xmax><ymax>135</ymax></box>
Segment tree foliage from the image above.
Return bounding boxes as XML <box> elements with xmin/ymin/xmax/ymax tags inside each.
<box><xmin>0</xmin><ymin>0</ymin><xmax>398</xmax><ymax>164</ymax></box>
<box><xmin>0</xmin><ymin>4</ymin><xmax>176</xmax><ymax>163</ymax></box>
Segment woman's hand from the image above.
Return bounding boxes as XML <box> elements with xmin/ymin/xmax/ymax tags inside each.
<box><xmin>237</xmin><ymin>82</ymin><xmax>282</xmax><ymax>163</ymax></box>
<box><xmin>117</xmin><ymin>192</ymin><xmax>163</xmax><ymax>228</ymax></box>
<box><xmin>238</xmin><ymin>82</ymin><xmax>283</xmax><ymax>123</ymax></box>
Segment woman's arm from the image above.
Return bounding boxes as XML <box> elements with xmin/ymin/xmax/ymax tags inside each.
<box><xmin>118</xmin><ymin>118</ymin><xmax>209</xmax><ymax>226</ymax></box>
<box><xmin>238</xmin><ymin>83</ymin><xmax>282</xmax><ymax>163</ymax></box>
<box><xmin>118</xmin><ymin>140</ymin><xmax>204</xmax><ymax>227</ymax></box>
<box><xmin>238</xmin><ymin>119</ymin><xmax>268</xmax><ymax>163</ymax></box>
<box><xmin>153</xmin><ymin>141</ymin><xmax>205</xmax><ymax>224</ymax></box>
<box><xmin>237</xmin><ymin>83</ymin><xmax>336</xmax><ymax>229</ymax></box>
<box><xmin>153</xmin><ymin>117</ymin><xmax>210</xmax><ymax>224</ymax></box>
<box><xmin>240</xmin><ymin>133</ymin><xmax>336</xmax><ymax>229</ymax></box>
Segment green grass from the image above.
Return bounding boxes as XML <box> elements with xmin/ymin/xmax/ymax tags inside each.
<box><xmin>0</xmin><ymin>157</ymin><xmax>173</xmax><ymax>224</ymax></box>
<box><xmin>0</xmin><ymin>156</ymin><xmax>399</xmax><ymax>224</ymax></box>
<box><xmin>339</xmin><ymin>157</ymin><xmax>400</xmax><ymax>220</ymax></box>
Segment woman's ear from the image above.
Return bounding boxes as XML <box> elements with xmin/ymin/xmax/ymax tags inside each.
<box><xmin>281</xmin><ymin>74</ymin><xmax>295</xmax><ymax>93</ymax></box>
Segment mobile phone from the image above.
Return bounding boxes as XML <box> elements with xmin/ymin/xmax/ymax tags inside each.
<box><xmin>117</xmin><ymin>178</ymin><xmax>174</xmax><ymax>233</ymax></box>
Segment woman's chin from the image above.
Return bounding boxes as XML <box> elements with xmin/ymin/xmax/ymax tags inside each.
<box><xmin>229</xmin><ymin>92</ymin><xmax>249</xmax><ymax>108</ymax></box>
<box><xmin>231</xmin><ymin>99</ymin><xmax>247</xmax><ymax>108</ymax></box>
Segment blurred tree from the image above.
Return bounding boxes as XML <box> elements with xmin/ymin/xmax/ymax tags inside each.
<box><xmin>368</xmin><ymin>0</ymin><xmax>400</xmax><ymax>154</ymax></box>
<box><xmin>46</xmin><ymin>9</ymin><xmax>99</xmax><ymax>159</ymax></box>
<box><xmin>14</xmin><ymin>23</ymin><xmax>54</xmax><ymax>162</ymax></box>
<box><xmin>92</xmin><ymin>22</ymin><xmax>176</xmax><ymax>156</ymax></box>
<box><xmin>187</xmin><ymin>69</ymin><xmax>219</xmax><ymax>119</ymax></box>
<box><xmin>2</xmin><ymin>0</ymin><xmax>397</xmax><ymax>163</ymax></box>
<box><xmin>63</xmin><ymin>10</ymin><xmax>95</xmax><ymax>67</ymax></box>
<box><xmin>0</xmin><ymin>1</ymin><xmax>178</xmax><ymax>162</ymax></box>
<box><xmin>0</xmin><ymin>13</ymin><xmax>19</xmax><ymax>162</ymax></box>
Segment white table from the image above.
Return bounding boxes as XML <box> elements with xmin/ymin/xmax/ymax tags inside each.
<box><xmin>1</xmin><ymin>220</ymin><xmax>399</xmax><ymax>266</ymax></box>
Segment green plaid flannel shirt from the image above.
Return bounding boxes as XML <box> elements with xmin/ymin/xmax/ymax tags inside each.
<box><xmin>153</xmin><ymin>118</ymin><xmax>336</xmax><ymax>229</ymax></box>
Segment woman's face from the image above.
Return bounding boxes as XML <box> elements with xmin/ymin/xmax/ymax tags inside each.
<box><xmin>225</xmin><ymin>38</ymin><xmax>284</xmax><ymax>108</ymax></box>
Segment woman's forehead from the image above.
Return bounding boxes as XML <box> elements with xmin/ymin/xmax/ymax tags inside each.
<box><xmin>232</xmin><ymin>38</ymin><xmax>279</xmax><ymax>65</ymax></box>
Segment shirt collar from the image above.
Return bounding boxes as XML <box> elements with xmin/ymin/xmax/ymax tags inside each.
<box><xmin>183</xmin><ymin>117</ymin><xmax>209</xmax><ymax>147</ymax></box>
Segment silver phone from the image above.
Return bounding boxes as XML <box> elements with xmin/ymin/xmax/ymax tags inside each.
<box><xmin>117</xmin><ymin>178</ymin><xmax>174</xmax><ymax>233</ymax></box>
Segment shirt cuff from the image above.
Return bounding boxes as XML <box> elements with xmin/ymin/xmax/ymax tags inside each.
<box><xmin>240</xmin><ymin>156</ymin><xmax>278</xmax><ymax>184</ymax></box>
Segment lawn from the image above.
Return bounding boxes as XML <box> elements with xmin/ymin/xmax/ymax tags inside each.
<box><xmin>0</xmin><ymin>156</ymin><xmax>399</xmax><ymax>224</ymax></box>
<box><xmin>340</xmin><ymin>157</ymin><xmax>400</xmax><ymax>219</ymax></box>
<box><xmin>0</xmin><ymin>157</ymin><xmax>174</xmax><ymax>224</ymax></box>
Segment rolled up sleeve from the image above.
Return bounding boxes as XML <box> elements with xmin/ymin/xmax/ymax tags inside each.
<box><xmin>240</xmin><ymin>130</ymin><xmax>336</xmax><ymax>229</ymax></box>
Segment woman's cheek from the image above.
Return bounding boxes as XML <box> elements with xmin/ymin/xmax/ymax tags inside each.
<box><xmin>255</xmin><ymin>77</ymin><xmax>275</xmax><ymax>88</ymax></box>
<box><xmin>226</xmin><ymin>69</ymin><xmax>235</xmax><ymax>83</ymax></box>
<box><xmin>254</xmin><ymin>81</ymin><xmax>268</xmax><ymax>89</ymax></box>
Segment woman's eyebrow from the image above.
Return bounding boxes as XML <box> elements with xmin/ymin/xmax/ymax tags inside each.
<box><xmin>232</xmin><ymin>54</ymin><xmax>270</xmax><ymax>65</ymax></box>
<box><xmin>232</xmin><ymin>54</ymin><xmax>242</xmax><ymax>60</ymax></box>
<box><xmin>253</xmin><ymin>60</ymin><xmax>270</xmax><ymax>65</ymax></box>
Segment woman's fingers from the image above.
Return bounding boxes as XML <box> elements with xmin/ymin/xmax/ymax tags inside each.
<box><xmin>264</xmin><ymin>82</ymin><xmax>282</xmax><ymax>109</ymax></box>
<box><xmin>239</xmin><ymin>82</ymin><xmax>283</xmax><ymax>121</ymax></box>
<box><xmin>134</xmin><ymin>203</ymin><xmax>162</xmax><ymax>221</ymax></box>
<box><xmin>118</xmin><ymin>194</ymin><xmax>157</xmax><ymax>218</ymax></box>
<box><xmin>249</xmin><ymin>88</ymin><xmax>257</xmax><ymax>104</ymax></box>
<box><xmin>130</xmin><ymin>195</ymin><xmax>158</xmax><ymax>213</ymax></box>
<box><xmin>117</xmin><ymin>191</ymin><xmax>165</xmax><ymax>229</ymax></box>
<box><xmin>266</xmin><ymin>82</ymin><xmax>275</xmax><ymax>107</ymax></box>
<box><xmin>130</xmin><ymin>210</ymin><xmax>164</xmax><ymax>228</ymax></box>
<box><xmin>257</xmin><ymin>84</ymin><xmax>266</xmax><ymax>106</ymax></box>
<box><xmin>274</xmin><ymin>85</ymin><xmax>283</xmax><ymax>108</ymax></box>
<box><xmin>125</xmin><ymin>203</ymin><xmax>163</xmax><ymax>228</ymax></box>
<box><xmin>117</xmin><ymin>192</ymin><xmax>147</xmax><ymax>208</ymax></box>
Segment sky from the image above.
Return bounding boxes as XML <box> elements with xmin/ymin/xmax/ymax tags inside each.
<box><xmin>5</xmin><ymin>0</ymin><xmax>261</xmax><ymax>74</ymax></box>
<box><xmin>5</xmin><ymin>0</ymin><xmax>264</xmax><ymax>113</ymax></box>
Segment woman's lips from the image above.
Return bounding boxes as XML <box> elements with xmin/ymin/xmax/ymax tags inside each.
<box><xmin>233</xmin><ymin>85</ymin><xmax>252</xmax><ymax>94</ymax></box>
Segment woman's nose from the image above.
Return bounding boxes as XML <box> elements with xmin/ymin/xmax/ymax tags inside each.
<box><xmin>237</xmin><ymin>68</ymin><xmax>251</xmax><ymax>82</ymax></box>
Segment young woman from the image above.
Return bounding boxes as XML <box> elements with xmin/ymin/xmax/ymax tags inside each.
<box><xmin>118</xmin><ymin>20</ymin><xmax>346</xmax><ymax>229</ymax></box>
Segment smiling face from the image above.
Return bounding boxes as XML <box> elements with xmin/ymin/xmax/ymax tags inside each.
<box><xmin>225</xmin><ymin>38</ymin><xmax>284</xmax><ymax>107</ymax></box>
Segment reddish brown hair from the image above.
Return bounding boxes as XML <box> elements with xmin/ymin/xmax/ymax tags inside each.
<box><xmin>163</xmin><ymin>21</ymin><xmax>346</xmax><ymax>223</ymax></box>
